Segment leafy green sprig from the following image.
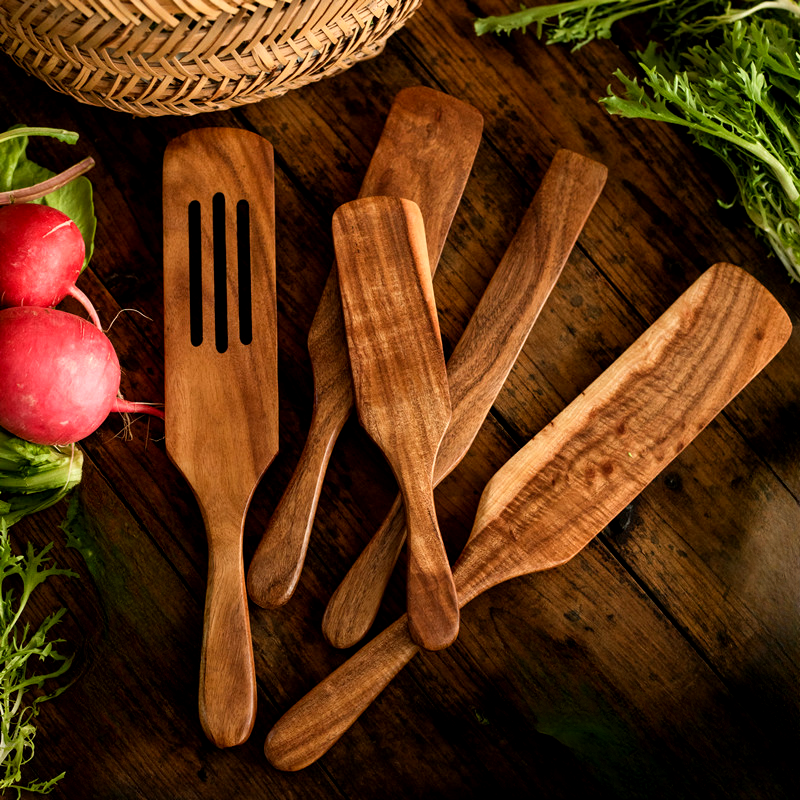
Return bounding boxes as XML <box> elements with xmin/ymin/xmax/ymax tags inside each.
<box><xmin>473</xmin><ymin>0</ymin><xmax>671</xmax><ymax>44</ymax></box>
<box><xmin>474</xmin><ymin>0</ymin><xmax>724</xmax><ymax>47</ymax></box>
<box><xmin>1</xmin><ymin>521</ymin><xmax>75</xmax><ymax>797</ymax></box>
<box><xmin>600</xmin><ymin>19</ymin><xmax>800</xmax><ymax>278</ymax></box>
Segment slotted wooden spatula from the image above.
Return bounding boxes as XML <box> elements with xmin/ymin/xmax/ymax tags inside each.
<box><xmin>163</xmin><ymin>127</ymin><xmax>278</xmax><ymax>748</ymax></box>
<box><xmin>333</xmin><ymin>196</ymin><xmax>458</xmax><ymax>651</ymax></box>
<box><xmin>246</xmin><ymin>87</ymin><xmax>483</xmax><ymax>610</ymax></box>
<box><xmin>322</xmin><ymin>149</ymin><xmax>608</xmax><ymax>649</ymax></box>
<box><xmin>264</xmin><ymin>262</ymin><xmax>792</xmax><ymax>770</ymax></box>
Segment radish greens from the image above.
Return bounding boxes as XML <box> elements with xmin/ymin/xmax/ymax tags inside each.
<box><xmin>1</xmin><ymin>429</ymin><xmax>83</xmax><ymax>528</ymax></box>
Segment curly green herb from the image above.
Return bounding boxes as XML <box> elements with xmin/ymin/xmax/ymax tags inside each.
<box><xmin>476</xmin><ymin>1</ymin><xmax>800</xmax><ymax>281</ymax></box>
<box><xmin>1</xmin><ymin>521</ymin><xmax>75</xmax><ymax>796</ymax></box>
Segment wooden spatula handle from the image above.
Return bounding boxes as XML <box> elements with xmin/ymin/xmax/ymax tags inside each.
<box><xmin>401</xmin><ymin>471</ymin><xmax>460</xmax><ymax>650</ymax></box>
<box><xmin>322</xmin><ymin>496</ymin><xmax>406</xmax><ymax>647</ymax></box>
<box><xmin>247</xmin><ymin>329</ymin><xmax>351</xmax><ymax>607</ymax></box>
<box><xmin>199</xmin><ymin>521</ymin><xmax>256</xmax><ymax>748</ymax></box>
<box><xmin>265</xmin><ymin>616</ymin><xmax>419</xmax><ymax>771</ymax></box>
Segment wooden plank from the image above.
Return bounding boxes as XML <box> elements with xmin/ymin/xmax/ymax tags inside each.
<box><xmin>0</xmin><ymin>0</ymin><xmax>797</xmax><ymax>795</ymax></box>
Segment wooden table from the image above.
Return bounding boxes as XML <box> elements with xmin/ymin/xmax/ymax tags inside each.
<box><xmin>3</xmin><ymin>1</ymin><xmax>798</xmax><ymax>797</ymax></box>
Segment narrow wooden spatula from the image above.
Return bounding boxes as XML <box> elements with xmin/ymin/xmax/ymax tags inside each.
<box><xmin>264</xmin><ymin>262</ymin><xmax>792</xmax><ymax>770</ymax></box>
<box><xmin>333</xmin><ymin>196</ymin><xmax>458</xmax><ymax>651</ymax></box>
<box><xmin>163</xmin><ymin>128</ymin><xmax>279</xmax><ymax>747</ymax></box>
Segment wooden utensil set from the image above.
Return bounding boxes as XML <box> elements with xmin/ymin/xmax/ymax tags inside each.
<box><xmin>162</xmin><ymin>88</ymin><xmax>792</xmax><ymax>762</ymax></box>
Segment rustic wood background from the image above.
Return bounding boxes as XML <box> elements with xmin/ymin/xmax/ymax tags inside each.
<box><xmin>3</xmin><ymin>1</ymin><xmax>798</xmax><ymax>797</ymax></box>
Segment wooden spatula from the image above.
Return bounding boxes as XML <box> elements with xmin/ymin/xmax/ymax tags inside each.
<box><xmin>246</xmin><ymin>87</ymin><xmax>483</xmax><ymax>610</ymax></box>
<box><xmin>163</xmin><ymin>127</ymin><xmax>278</xmax><ymax>748</ymax></box>
<box><xmin>333</xmin><ymin>196</ymin><xmax>458</xmax><ymax>651</ymax></box>
<box><xmin>264</xmin><ymin>262</ymin><xmax>792</xmax><ymax>770</ymax></box>
<box><xmin>322</xmin><ymin>149</ymin><xmax>608</xmax><ymax>649</ymax></box>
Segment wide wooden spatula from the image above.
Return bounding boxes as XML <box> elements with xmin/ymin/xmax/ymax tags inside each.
<box><xmin>163</xmin><ymin>128</ymin><xmax>279</xmax><ymax>748</ymax></box>
<box><xmin>264</xmin><ymin>262</ymin><xmax>792</xmax><ymax>770</ymax></box>
<box><xmin>333</xmin><ymin>196</ymin><xmax>458</xmax><ymax>651</ymax></box>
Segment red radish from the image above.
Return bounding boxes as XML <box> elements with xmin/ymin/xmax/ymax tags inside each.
<box><xmin>0</xmin><ymin>306</ymin><xmax>164</xmax><ymax>446</ymax></box>
<box><xmin>0</xmin><ymin>203</ymin><xmax>102</xmax><ymax>328</ymax></box>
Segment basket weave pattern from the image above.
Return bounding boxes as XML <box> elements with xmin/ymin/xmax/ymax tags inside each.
<box><xmin>0</xmin><ymin>0</ymin><xmax>422</xmax><ymax>116</ymax></box>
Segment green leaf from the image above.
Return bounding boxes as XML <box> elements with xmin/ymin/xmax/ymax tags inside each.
<box><xmin>60</xmin><ymin>493</ymin><xmax>101</xmax><ymax>584</ymax></box>
<box><xmin>475</xmin><ymin>0</ymin><xmax>680</xmax><ymax>48</ymax></box>
<box><xmin>0</xmin><ymin>134</ymin><xmax>26</xmax><ymax>191</ymax></box>
<box><xmin>599</xmin><ymin>18</ymin><xmax>800</xmax><ymax>278</ymax></box>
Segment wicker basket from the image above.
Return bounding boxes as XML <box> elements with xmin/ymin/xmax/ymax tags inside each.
<box><xmin>0</xmin><ymin>0</ymin><xmax>422</xmax><ymax>117</ymax></box>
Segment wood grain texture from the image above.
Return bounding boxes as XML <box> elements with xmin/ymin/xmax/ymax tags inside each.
<box><xmin>322</xmin><ymin>148</ymin><xmax>608</xmax><ymax>648</ymax></box>
<box><xmin>245</xmin><ymin>87</ymin><xmax>483</xmax><ymax>609</ymax></box>
<box><xmin>163</xmin><ymin>127</ymin><xmax>278</xmax><ymax>747</ymax></box>
<box><xmin>4</xmin><ymin>1</ymin><xmax>800</xmax><ymax>795</ymax></box>
<box><xmin>456</xmin><ymin>262</ymin><xmax>791</xmax><ymax>602</ymax></box>
<box><xmin>333</xmin><ymin>196</ymin><xmax>458</xmax><ymax>650</ymax></box>
<box><xmin>264</xmin><ymin>262</ymin><xmax>791</xmax><ymax>770</ymax></box>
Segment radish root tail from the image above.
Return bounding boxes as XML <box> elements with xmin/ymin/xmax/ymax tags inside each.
<box><xmin>66</xmin><ymin>284</ymin><xmax>103</xmax><ymax>330</ymax></box>
<box><xmin>111</xmin><ymin>398</ymin><xmax>165</xmax><ymax>420</ymax></box>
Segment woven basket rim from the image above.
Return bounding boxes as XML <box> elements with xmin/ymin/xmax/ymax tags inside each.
<box><xmin>43</xmin><ymin>0</ymin><xmax>287</xmax><ymax>27</ymax></box>
<box><xmin>0</xmin><ymin>0</ymin><xmax>421</xmax><ymax>116</ymax></box>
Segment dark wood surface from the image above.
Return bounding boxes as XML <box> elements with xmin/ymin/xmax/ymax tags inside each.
<box><xmin>2</xmin><ymin>1</ymin><xmax>798</xmax><ymax>798</ymax></box>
